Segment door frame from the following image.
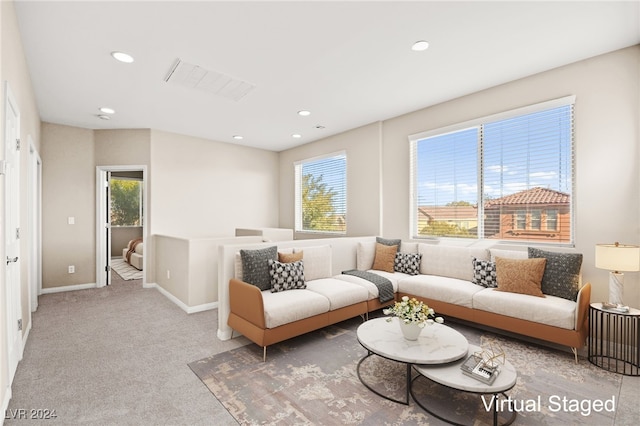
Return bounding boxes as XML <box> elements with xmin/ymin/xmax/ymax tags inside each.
<box><xmin>96</xmin><ymin>165</ymin><xmax>147</xmax><ymax>287</ymax></box>
<box><xmin>4</xmin><ymin>81</ymin><xmax>22</xmax><ymax>386</ymax></box>
<box><xmin>28</xmin><ymin>137</ymin><xmax>42</xmax><ymax>312</ymax></box>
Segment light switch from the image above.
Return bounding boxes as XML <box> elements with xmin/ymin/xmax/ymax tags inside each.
<box><xmin>68</xmin><ymin>216</ymin><xmax>75</xmax><ymax>225</ymax></box>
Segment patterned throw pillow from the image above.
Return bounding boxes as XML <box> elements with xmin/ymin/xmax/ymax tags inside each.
<box><xmin>528</xmin><ymin>247</ymin><xmax>583</xmax><ymax>301</ymax></box>
<box><xmin>472</xmin><ymin>257</ymin><xmax>497</xmax><ymax>288</ymax></box>
<box><xmin>268</xmin><ymin>259</ymin><xmax>306</xmax><ymax>292</ymax></box>
<box><xmin>394</xmin><ymin>252</ymin><xmax>422</xmax><ymax>275</ymax></box>
<box><xmin>240</xmin><ymin>246</ymin><xmax>278</xmax><ymax>291</ymax></box>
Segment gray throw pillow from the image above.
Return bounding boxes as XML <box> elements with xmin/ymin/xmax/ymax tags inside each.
<box><xmin>376</xmin><ymin>236</ymin><xmax>401</xmax><ymax>247</ymax></box>
<box><xmin>528</xmin><ymin>247</ymin><xmax>582</xmax><ymax>301</ymax></box>
<box><xmin>240</xmin><ymin>246</ymin><xmax>278</xmax><ymax>291</ymax></box>
<box><xmin>269</xmin><ymin>259</ymin><xmax>306</xmax><ymax>292</ymax></box>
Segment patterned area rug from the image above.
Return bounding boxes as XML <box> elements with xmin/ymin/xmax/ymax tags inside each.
<box><xmin>110</xmin><ymin>258</ymin><xmax>142</xmax><ymax>280</ymax></box>
<box><xmin>189</xmin><ymin>317</ymin><xmax>624</xmax><ymax>425</ymax></box>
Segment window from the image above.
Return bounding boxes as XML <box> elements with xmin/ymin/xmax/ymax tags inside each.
<box><xmin>410</xmin><ymin>96</ymin><xmax>574</xmax><ymax>244</ymax></box>
<box><xmin>546</xmin><ymin>209</ymin><xmax>558</xmax><ymax>231</ymax></box>
<box><xmin>295</xmin><ymin>152</ymin><xmax>347</xmax><ymax>234</ymax></box>
<box><xmin>110</xmin><ymin>178</ymin><xmax>143</xmax><ymax>226</ymax></box>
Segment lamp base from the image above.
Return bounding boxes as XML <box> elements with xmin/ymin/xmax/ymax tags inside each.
<box><xmin>608</xmin><ymin>272</ymin><xmax>624</xmax><ymax>306</ymax></box>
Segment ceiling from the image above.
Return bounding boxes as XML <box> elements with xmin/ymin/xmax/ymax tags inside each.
<box><xmin>14</xmin><ymin>1</ymin><xmax>640</xmax><ymax>152</ymax></box>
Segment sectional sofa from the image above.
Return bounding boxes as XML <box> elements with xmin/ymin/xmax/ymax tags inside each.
<box><xmin>224</xmin><ymin>237</ymin><xmax>590</xmax><ymax>362</ymax></box>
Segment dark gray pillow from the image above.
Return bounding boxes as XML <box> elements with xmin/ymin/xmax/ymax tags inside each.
<box><xmin>376</xmin><ymin>237</ymin><xmax>401</xmax><ymax>247</ymax></box>
<box><xmin>240</xmin><ymin>246</ymin><xmax>278</xmax><ymax>291</ymax></box>
<box><xmin>472</xmin><ymin>257</ymin><xmax>497</xmax><ymax>288</ymax></box>
<box><xmin>528</xmin><ymin>247</ymin><xmax>582</xmax><ymax>301</ymax></box>
<box><xmin>269</xmin><ymin>259</ymin><xmax>306</xmax><ymax>292</ymax></box>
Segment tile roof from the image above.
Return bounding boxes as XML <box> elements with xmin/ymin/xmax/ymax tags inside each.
<box><xmin>485</xmin><ymin>187</ymin><xmax>570</xmax><ymax>207</ymax></box>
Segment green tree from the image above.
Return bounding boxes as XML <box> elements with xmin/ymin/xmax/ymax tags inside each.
<box><xmin>420</xmin><ymin>221</ymin><xmax>470</xmax><ymax>238</ymax></box>
<box><xmin>302</xmin><ymin>173</ymin><xmax>341</xmax><ymax>231</ymax></box>
<box><xmin>111</xmin><ymin>179</ymin><xmax>141</xmax><ymax>226</ymax></box>
<box><xmin>446</xmin><ymin>200</ymin><xmax>473</xmax><ymax>206</ymax></box>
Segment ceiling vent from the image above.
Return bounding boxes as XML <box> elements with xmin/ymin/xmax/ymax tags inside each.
<box><xmin>164</xmin><ymin>58</ymin><xmax>255</xmax><ymax>101</ymax></box>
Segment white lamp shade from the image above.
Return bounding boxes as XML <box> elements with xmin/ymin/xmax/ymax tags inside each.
<box><xmin>595</xmin><ymin>243</ymin><xmax>640</xmax><ymax>272</ymax></box>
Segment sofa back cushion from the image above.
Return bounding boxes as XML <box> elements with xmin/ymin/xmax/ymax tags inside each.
<box><xmin>294</xmin><ymin>245</ymin><xmax>332</xmax><ymax>281</ymax></box>
<box><xmin>419</xmin><ymin>244</ymin><xmax>490</xmax><ymax>281</ymax></box>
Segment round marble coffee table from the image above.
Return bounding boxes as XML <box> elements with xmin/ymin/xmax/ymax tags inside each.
<box><xmin>356</xmin><ymin>317</ymin><xmax>469</xmax><ymax>404</ymax></box>
<box><xmin>411</xmin><ymin>344</ymin><xmax>518</xmax><ymax>425</ymax></box>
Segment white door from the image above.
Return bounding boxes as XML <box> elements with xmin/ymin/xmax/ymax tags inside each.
<box><xmin>4</xmin><ymin>83</ymin><xmax>22</xmax><ymax>383</ymax></box>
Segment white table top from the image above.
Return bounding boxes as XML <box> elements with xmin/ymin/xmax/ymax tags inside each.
<box><xmin>356</xmin><ymin>317</ymin><xmax>469</xmax><ymax>364</ymax></box>
<box><xmin>414</xmin><ymin>344</ymin><xmax>517</xmax><ymax>393</ymax></box>
<box><xmin>590</xmin><ymin>302</ymin><xmax>640</xmax><ymax>316</ymax></box>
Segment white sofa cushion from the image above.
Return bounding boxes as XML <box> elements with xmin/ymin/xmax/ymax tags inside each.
<box><xmin>490</xmin><ymin>248</ymin><xmax>528</xmax><ymax>261</ymax></box>
<box><xmin>333</xmin><ymin>271</ymin><xmax>404</xmax><ymax>300</ymax></box>
<box><xmin>294</xmin><ymin>245</ymin><xmax>332</xmax><ymax>281</ymax></box>
<box><xmin>472</xmin><ymin>288</ymin><xmax>576</xmax><ymax>330</ymax></box>
<box><xmin>306</xmin><ymin>278</ymin><xmax>369</xmax><ymax>310</ymax></box>
<box><xmin>398</xmin><ymin>275</ymin><xmax>484</xmax><ymax>308</ymax></box>
<box><xmin>262</xmin><ymin>289</ymin><xmax>330</xmax><ymax>329</ymax></box>
<box><xmin>419</xmin><ymin>245</ymin><xmax>490</xmax><ymax>281</ymax></box>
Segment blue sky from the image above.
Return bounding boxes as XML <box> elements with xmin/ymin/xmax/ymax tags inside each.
<box><xmin>416</xmin><ymin>105</ymin><xmax>572</xmax><ymax>206</ymax></box>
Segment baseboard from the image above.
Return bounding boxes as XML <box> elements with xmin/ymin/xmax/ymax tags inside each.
<box><xmin>40</xmin><ymin>283</ymin><xmax>96</xmax><ymax>294</ymax></box>
<box><xmin>146</xmin><ymin>283</ymin><xmax>218</xmax><ymax>314</ymax></box>
<box><xmin>21</xmin><ymin>319</ymin><xmax>32</xmax><ymax>359</ymax></box>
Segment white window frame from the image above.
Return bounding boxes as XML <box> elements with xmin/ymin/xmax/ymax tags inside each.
<box><xmin>409</xmin><ymin>95</ymin><xmax>575</xmax><ymax>245</ymax></box>
<box><xmin>294</xmin><ymin>151</ymin><xmax>347</xmax><ymax>235</ymax></box>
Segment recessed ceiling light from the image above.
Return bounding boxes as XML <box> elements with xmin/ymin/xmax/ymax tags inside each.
<box><xmin>99</xmin><ymin>107</ymin><xmax>115</xmax><ymax>114</ymax></box>
<box><xmin>97</xmin><ymin>114</ymin><xmax>111</xmax><ymax>120</ymax></box>
<box><xmin>111</xmin><ymin>51</ymin><xmax>134</xmax><ymax>63</ymax></box>
<box><xmin>298</xmin><ymin>110</ymin><xmax>311</xmax><ymax>117</ymax></box>
<box><xmin>292</xmin><ymin>134</ymin><xmax>302</xmax><ymax>139</ymax></box>
<box><xmin>233</xmin><ymin>135</ymin><xmax>243</xmax><ymax>140</ymax></box>
<box><xmin>411</xmin><ymin>40</ymin><xmax>430</xmax><ymax>51</ymax></box>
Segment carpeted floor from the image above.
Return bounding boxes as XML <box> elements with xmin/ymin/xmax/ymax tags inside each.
<box><xmin>189</xmin><ymin>316</ymin><xmax>640</xmax><ymax>425</ymax></box>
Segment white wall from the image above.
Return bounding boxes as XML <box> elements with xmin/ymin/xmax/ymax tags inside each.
<box><xmin>279</xmin><ymin>46</ymin><xmax>640</xmax><ymax>308</ymax></box>
<box><xmin>278</xmin><ymin>122</ymin><xmax>382</xmax><ymax>239</ymax></box>
<box><xmin>150</xmin><ymin>130</ymin><xmax>280</xmax><ymax>238</ymax></box>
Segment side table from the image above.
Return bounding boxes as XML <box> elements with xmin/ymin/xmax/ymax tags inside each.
<box><xmin>588</xmin><ymin>302</ymin><xmax>640</xmax><ymax>376</ymax></box>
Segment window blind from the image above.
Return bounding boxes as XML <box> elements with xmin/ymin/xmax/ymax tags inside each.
<box><xmin>295</xmin><ymin>152</ymin><xmax>347</xmax><ymax>234</ymax></box>
<box><xmin>410</xmin><ymin>97</ymin><xmax>574</xmax><ymax>244</ymax></box>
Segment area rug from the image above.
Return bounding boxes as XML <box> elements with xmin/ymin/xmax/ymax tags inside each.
<box><xmin>110</xmin><ymin>258</ymin><xmax>142</xmax><ymax>280</ymax></box>
<box><xmin>189</xmin><ymin>317</ymin><xmax>624</xmax><ymax>425</ymax></box>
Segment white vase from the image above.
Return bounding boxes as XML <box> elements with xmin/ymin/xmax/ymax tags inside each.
<box><xmin>398</xmin><ymin>320</ymin><xmax>422</xmax><ymax>340</ymax></box>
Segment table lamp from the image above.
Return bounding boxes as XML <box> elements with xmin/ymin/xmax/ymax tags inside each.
<box><xmin>595</xmin><ymin>242</ymin><xmax>640</xmax><ymax>306</ymax></box>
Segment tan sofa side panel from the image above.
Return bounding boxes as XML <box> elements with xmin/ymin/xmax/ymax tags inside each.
<box><xmin>229</xmin><ymin>279</ymin><xmax>266</xmax><ymax>328</ymax></box>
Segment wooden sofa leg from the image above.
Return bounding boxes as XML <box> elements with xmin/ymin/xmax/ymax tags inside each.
<box><xmin>263</xmin><ymin>346</ymin><xmax>267</xmax><ymax>362</ymax></box>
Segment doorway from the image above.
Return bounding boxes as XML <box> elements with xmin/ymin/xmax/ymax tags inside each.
<box><xmin>28</xmin><ymin>137</ymin><xmax>42</xmax><ymax>312</ymax></box>
<box><xmin>96</xmin><ymin>166</ymin><xmax>147</xmax><ymax>287</ymax></box>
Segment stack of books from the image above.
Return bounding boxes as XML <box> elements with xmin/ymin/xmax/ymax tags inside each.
<box><xmin>460</xmin><ymin>354</ymin><xmax>500</xmax><ymax>385</ymax></box>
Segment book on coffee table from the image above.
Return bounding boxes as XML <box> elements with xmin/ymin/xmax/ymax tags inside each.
<box><xmin>460</xmin><ymin>354</ymin><xmax>500</xmax><ymax>385</ymax></box>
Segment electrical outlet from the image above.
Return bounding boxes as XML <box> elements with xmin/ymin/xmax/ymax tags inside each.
<box><xmin>68</xmin><ymin>265</ymin><xmax>75</xmax><ymax>274</ymax></box>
